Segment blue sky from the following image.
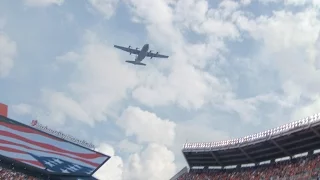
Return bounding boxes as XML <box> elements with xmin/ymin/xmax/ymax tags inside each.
<box><xmin>1</xmin><ymin>0</ymin><xmax>320</xmax><ymax>179</ymax></box>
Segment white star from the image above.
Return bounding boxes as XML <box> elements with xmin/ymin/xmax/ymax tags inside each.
<box><xmin>53</xmin><ymin>158</ymin><xmax>63</xmax><ymax>164</ymax></box>
<box><xmin>70</xmin><ymin>165</ymin><xmax>79</xmax><ymax>170</ymax></box>
<box><xmin>60</xmin><ymin>168</ymin><xmax>69</xmax><ymax>173</ymax></box>
<box><xmin>86</xmin><ymin>169</ymin><xmax>93</xmax><ymax>174</ymax></box>
<box><xmin>44</xmin><ymin>161</ymin><xmax>55</xmax><ymax>167</ymax></box>
<box><xmin>66</xmin><ymin>165</ymin><xmax>77</xmax><ymax>172</ymax></box>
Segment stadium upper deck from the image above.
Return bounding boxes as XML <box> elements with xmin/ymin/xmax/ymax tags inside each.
<box><xmin>182</xmin><ymin>113</ymin><xmax>320</xmax><ymax>168</ymax></box>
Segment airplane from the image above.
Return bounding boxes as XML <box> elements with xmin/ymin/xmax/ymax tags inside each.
<box><xmin>114</xmin><ymin>44</ymin><xmax>169</xmax><ymax>66</ymax></box>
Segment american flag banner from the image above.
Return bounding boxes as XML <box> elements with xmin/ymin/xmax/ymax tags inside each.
<box><xmin>30</xmin><ymin>154</ymin><xmax>94</xmax><ymax>174</ymax></box>
<box><xmin>0</xmin><ymin>119</ymin><xmax>110</xmax><ymax>175</ymax></box>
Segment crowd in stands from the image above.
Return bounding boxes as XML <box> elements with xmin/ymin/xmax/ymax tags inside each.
<box><xmin>178</xmin><ymin>154</ymin><xmax>320</xmax><ymax>180</ymax></box>
<box><xmin>0</xmin><ymin>166</ymin><xmax>39</xmax><ymax>180</ymax></box>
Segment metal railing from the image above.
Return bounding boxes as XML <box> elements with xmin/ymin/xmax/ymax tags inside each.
<box><xmin>183</xmin><ymin>113</ymin><xmax>320</xmax><ymax>151</ymax></box>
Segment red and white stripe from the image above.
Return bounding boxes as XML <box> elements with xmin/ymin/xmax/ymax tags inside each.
<box><xmin>0</xmin><ymin>121</ymin><xmax>108</xmax><ymax>169</ymax></box>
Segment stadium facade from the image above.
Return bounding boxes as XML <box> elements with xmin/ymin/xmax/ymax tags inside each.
<box><xmin>172</xmin><ymin>112</ymin><xmax>320</xmax><ymax>178</ymax></box>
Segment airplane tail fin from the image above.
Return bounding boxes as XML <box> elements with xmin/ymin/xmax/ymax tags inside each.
<box><xmin>125</xmin><ymin>61</ymin><xmax>146</xmax><ymax>66</ymax></box>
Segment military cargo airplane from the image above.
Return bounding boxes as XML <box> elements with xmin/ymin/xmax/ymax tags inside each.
<box><xmin>114</xmin><ymin>44</ymin><xmax>169</xmax><ymax>66</ymax></box>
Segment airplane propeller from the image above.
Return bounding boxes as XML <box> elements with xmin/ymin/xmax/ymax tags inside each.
<box><xmin>128</xmin><ymin>45</ymin><xmax>132</xmax><ymax>54</ymax></box>
<box><xmin>149</xmin><ymin>50</ymin><xmax>154</xmax><ymax>59</ymax></box>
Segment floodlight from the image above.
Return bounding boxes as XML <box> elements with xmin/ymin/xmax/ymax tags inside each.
<box><xmin>271</xmin><ymin>129</ymin><xmax>274</xmax><ymax>134</ymax></box>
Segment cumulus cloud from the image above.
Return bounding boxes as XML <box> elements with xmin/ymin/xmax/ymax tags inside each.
<box><xmin>94</xmin><ymin>143</ymin><xmax>124</xmax><ymax>180</ymax></box>
<box><xmin>56</xmin><ymin>51</ymin><xmax>80</xmax><ymax>63</ymax></box>
<box><xmin>132</xmin><ymin>63</ymin><xmax>227</xmax><ymax>109</ymax></box>
<box><xmin>123</xmin><ymin>143</ymin><xmax>176</xmax><ymax>180</ymax></box>
<box><xmin>258</xmin><ymin>0</ymin><xmax>320</xmax><ymax>7</ymax></box>
<box><xmin>118</xmin><ymin>106</ymin><xmax>176</xmax><ymax>146</ymax></box>
<box><xmin>36</xmin><ymin>32</ymin><xmax>139</xmax><ymax>126</ymax></box>
<box><xmin>0</xmin><ymin>32</ymin><xmax>17</xmax><ymax>78</ymax></box>
<box><xmin>234</xmin><ymin>6</ymin><xmax>320</xmax><ymax>120</ymax></box>
<box><xmin>89</xmin><ymin>0</ymin><xmax>119</xmax><ymax>19</ymax></box>
<box><xmin>8</xmin><ymin>0</ymin><xmax>320</xmax><ymax>179</ymax></box>
<box><xmin>37</xmin><ymin>89</ymin><xmax>93</xmax><ymax>126</ymax></box>
<box><xmin>125</xmin><ymin>0</ymin><xmax>238</xmax><ymax>110</ymax></box>
<box><xmin>24</xmin><ymin>0</ymin><xmax>64</xmax><ymax>7</ymax></box>
<box><xmin>11</xmin><ymin>103</ymin><xmax>32</xmax><ymax>115</ymax></box>
<box><xmin>117</xmin><ymin>139</ymin><xmax>142</xmax><ymax>153</ymax></box>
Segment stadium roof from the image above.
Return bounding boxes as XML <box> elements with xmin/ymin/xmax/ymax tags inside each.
<box><xmin>0</xmin><ymin>115</ymin><xmax>110</xmax><ymax>178</ymax></box>
<box><xmin>182</xmin><ymin>113</ymin><xmax>320</xmax><ymax>168</ymax></box>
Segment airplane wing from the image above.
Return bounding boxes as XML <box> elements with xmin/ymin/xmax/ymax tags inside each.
<box><xmin>146</xmin><ymin>51</ymin><xmax>169</xmax><ymax>59</ymax></box>
<box><xmin>114</xmin><ymin>45</ymin><xmax>140</xmax><ymax>55</ymax></box>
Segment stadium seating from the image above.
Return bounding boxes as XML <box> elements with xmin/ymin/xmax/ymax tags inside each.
<box><xmin>177</xmin><ymin>153</ymin><xmax>320</xmax><ymax>180</ymax></box>
<box><xmin>0</xmin><ymin>165</ymin><xmax>39</xmax><ymax>180</ymax></box>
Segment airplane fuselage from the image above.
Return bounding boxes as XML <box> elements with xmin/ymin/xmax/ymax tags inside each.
<box><xmin>135</xmin><ymin>44</ymin><xmax>149</xmax><ymax>62</ymax></box>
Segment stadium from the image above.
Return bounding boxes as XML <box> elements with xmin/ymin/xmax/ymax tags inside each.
<box><xmin>0</xmin><ymin>103</ymin><xmax>110</xmax><ymax>180</ymax></box>
<box><xmin>171</xmin><ymin>113</ymin><xmax>320</xmax><ymax>179</ymax></box>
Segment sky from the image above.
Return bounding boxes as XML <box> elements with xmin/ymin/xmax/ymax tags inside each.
<box><xmin>1</xmin><ymin>0</ymin><xmax>320</xmax><ymax>179</ymax></box>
